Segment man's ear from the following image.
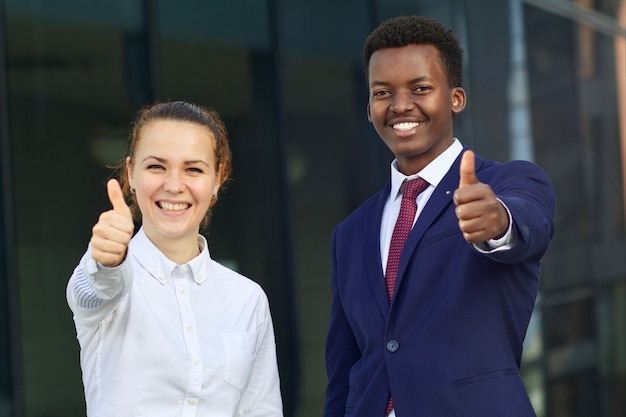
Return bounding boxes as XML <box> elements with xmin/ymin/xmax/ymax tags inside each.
<box><xmin>451</xmin><ymin>87</ymin><xmax>467</xmax><ymax>115</ymax></box>
<box><xmin>367</xmin><ymin>103</ymin><xmax>372</xmax><ymax>122</ymax></box>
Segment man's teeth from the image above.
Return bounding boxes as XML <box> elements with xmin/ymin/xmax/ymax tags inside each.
<box><xmin>393</xmin><ymin>122</ymin><xmax>420</xmax><ymax>130</ymax></box>
<box><xmin>159</xmin><ymin>202</ymin><xmax>189</xmax><ymax>211</ymax></box>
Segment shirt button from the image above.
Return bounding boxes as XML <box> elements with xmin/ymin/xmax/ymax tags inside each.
<box><xmin>186</xmin><ymin>325</ymin><xmax>194</xmax><ymax>332</ymax></box>
<box><xmin>187</xmin><ymin>398</ymin><xmax>197</xmax><ymax>405</ymax></box>
<box><xmin>386</xmin><ymin>340</ymin><xmax>399</xmax><ymax>352</ymax></box>
<box><xmin>179</xmin><ymin>288</ymin><xmax>187</xmax><ymax>295</ymax></box>
<box><xmin>193</xmin><ymin>359</ymin><xmax>200</xmax><ymax>366</ymax></box>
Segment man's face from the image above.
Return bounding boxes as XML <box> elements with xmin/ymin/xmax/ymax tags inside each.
<box><xmin>367</xmin><ymin>44</ymin><xmax>466</xmax><ymax>175</ymax></box>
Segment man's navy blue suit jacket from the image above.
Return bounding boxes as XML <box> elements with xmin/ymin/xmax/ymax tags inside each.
<box><xmin>324</xmin><ymin>149</ymin><xmax>556</xmax><ymax>417</ymax></box>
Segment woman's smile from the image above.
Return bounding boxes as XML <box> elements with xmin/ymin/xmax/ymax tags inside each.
<box><xmin>128</xmin><ymin>119</ymin><xmax>220</xmax><ymax>245</ymax></box>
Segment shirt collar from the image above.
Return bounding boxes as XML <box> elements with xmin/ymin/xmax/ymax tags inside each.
<box><xmin>128</xmin><ymin>227</ymin><xmax>212</xmax><ymax>285</ymax></box>
<box><xmin>389</xmin><ymin>138</ymin><xmax>464</xmax><ymax>200</ymax></box>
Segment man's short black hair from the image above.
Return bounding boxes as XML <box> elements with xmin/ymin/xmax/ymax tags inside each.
<box><xmin>363</xmin><ymin>15</ymin><xmax>463</xmax><ymax>88</ymax></box>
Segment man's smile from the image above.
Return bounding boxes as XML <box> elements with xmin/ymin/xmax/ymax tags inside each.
<box><xmin>392</xmin><ymin>121</ymin><xmax>421</xmax><ymax>130</ymax></box>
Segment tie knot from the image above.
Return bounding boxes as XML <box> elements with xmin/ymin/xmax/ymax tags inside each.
<box><xmin>400</xmin><ymin>177</ymin><xmax>429</xmax><ymax>200</ymax></box>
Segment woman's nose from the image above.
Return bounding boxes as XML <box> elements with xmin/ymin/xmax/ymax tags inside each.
<box><xmin>163</xmin><ymin>171</ymin><xmax>184</xmax><ymax>193</ymax></box>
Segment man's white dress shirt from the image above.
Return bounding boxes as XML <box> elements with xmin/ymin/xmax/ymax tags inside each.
<box><xmin>67</xmin><ymin>227</ymin><xmax>283</xmax><ymax>417</ymax></box>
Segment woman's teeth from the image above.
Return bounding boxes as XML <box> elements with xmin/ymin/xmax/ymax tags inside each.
<box><xmin>159</xmin><ymin>202</ymin><xmax>189</xmax><ymax>211</ymax></box>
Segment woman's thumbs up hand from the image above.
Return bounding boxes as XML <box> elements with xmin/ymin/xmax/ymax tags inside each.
<box><xmin>90</xmin><ymin>179</ymin><xmax>135</xmax><ymax>267</ymax></box>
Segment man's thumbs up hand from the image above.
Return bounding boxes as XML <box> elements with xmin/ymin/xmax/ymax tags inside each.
<box><xmin>453</xmin><ymin>150</ymin><xmax>508</xmax><ymax>243</ymax></box>
<box><xmin>458</xmin><ymin>149</ymin><xmax>478</xmax><ymax>188</ymax></box>
<box><xmin>90</xmin><ymin>179</ymin><xmax>135</xmax><ymax>267</ymax></box>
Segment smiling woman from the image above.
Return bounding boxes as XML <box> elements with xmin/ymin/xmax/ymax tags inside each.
<box><xmin>118</xmin><ymin>101</ymin><xmax>232</xmax><ymax>230</ymax></box>
<box><xmin>126</xmin><ymin>119</ymin><xmax>222</xmax><ymax>261</ymax></box>
<box><xmin>65</xmin><ymin>101</ymin><xmax>284</xmax><ymax>417</ymax></box>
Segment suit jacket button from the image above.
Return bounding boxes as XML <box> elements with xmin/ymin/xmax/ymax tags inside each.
<box><xmin>386</xmin><ymin>340</ymin><xmax>399</xmax><ymax>352</ymax></box>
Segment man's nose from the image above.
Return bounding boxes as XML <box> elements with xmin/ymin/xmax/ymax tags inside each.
<box><xmin>390</xmin><ymin>90</ymin><xmax>415</xmax><ymax>113</ymax></box>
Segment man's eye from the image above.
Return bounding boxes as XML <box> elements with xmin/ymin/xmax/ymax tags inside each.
<box><xmin>373</xmin><ymin>90</ymin><xmax>389</xmax><ymax>97</ymax></box>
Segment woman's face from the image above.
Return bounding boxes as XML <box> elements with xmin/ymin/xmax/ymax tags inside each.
<box><xmin>128</xmin><ymin>119</ymin><xmax>220</xmax><ymax>245</ymax></box>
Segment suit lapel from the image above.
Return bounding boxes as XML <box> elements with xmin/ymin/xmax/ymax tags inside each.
<box><xmin>366</xmin><ymin>148</ymin><xmax>485</xmax><ymax>310</ymax></box>
<box><xmin>393</xmin><ymin>151</ymin><xmax>479</xmax><ymax>293</ymax></box>
<box><xmin>364</xmin><ymin>181</ymin><xmax>392</xmax><ymax>316</ymax></box>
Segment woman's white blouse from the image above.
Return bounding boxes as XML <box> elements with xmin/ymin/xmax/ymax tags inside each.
<box><xmin>67</xmin><ymin>227</ymin><xmax>283</xmax><ymax>417</ymax></box>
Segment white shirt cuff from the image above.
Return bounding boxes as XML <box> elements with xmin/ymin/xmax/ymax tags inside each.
<box><xmin>473</xmin><ymin>198</ymin><xmax>515</xmax><ymax>253</ymax></box>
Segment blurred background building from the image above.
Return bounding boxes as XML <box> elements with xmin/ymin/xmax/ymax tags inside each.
<box><xmin>0</xmin><ymin>0</ymin><xmax>624</xmax><ymax>416</ymax></box>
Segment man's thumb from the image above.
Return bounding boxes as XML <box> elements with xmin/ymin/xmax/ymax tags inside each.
<box><xmin>459</xmin><ymin>150</ymin><xmax>478</xmax><ymax>188</ymax></box>
<box><xmin>107</xmin><ymin>179</ymin><xmax>132</xmax><ymax>217</ymax></box>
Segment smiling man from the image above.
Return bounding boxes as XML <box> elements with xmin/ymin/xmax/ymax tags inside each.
<box><xmin>323</xmin><ymin>16</ymin><xmax>556</xmax><ymax>417</ymax></box>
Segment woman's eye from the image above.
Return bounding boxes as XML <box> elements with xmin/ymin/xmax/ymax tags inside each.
<box><xmin>147</xmin><ymin>164</ymin><xmax>164</xmax><ymax>170</ymax></box>
<box><xmin>188</xmin><ymin>167</ymin><xmax>204</xmax><ymax>173</ymax></box>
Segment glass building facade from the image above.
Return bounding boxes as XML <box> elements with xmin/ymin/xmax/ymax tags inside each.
<box><xmin>1</xmin><ymin>0</ymin><xmax>624</xmax><ymax>416</ymax></box>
